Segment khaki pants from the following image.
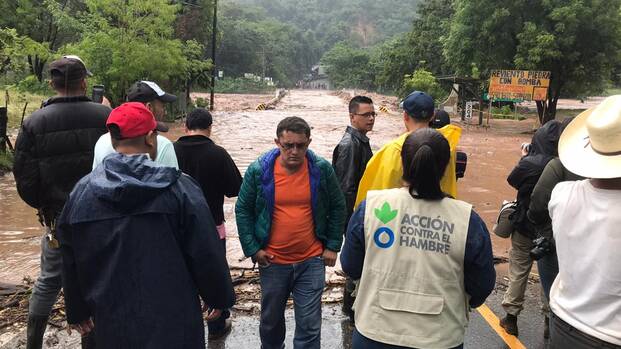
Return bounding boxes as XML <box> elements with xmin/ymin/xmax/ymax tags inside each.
<box><xmin>502</xmin><ymin>231</ymin><xmax>549</xmax><ymax>316</ymax></box>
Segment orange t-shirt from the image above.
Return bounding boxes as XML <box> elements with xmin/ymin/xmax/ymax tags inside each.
<box><xmin>265</xmin><ymin>157</ymin><xmax>324</xmax><ymax>264</ymax></box>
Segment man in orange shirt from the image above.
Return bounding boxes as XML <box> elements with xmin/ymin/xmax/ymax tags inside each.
<box><xmin>236</xmin><ymin>116</ymin><xmax>346</xmax><ymax>349</ymax></box>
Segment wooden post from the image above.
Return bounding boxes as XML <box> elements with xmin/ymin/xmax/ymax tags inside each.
<box><xmin>488</xmin><ymin>98</ymin><xmax>492</xmax><ymax>127</ymax></box>
<box><xmin>478</xmin><ymin>97</ymin><xmax>484</xmax><ymax>125</ymax></box>
<box><xmin>0</xmin><ymin>107</ymin><xmax>7</xmax><ymax>153</ymax></box>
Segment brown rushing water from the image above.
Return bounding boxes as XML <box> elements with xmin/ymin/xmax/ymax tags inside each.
<box><xmin>0</xmin><ymin>90</ymin><xmax>535</xmax><ymax>286</ymax></box>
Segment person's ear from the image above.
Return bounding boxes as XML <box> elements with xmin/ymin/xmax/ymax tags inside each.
<box><xmin>403</xmin><ymin>112</ymin><xmax>412</xmax><ymax>131</ymax></box>
<box><xmin>274</xmin><ymin>138</ymin><xmax>279</xmax><ymax>146</ymax></box>
<box><xmin>307</xmin><ymin>138</ymin><xmax>312</xmax><ymax>146</ymax></box>
<box><xmin>184</xmin><ymin>126</ymin><xmax>190</xmax><ymax>134</ymax></box>
<box><xmin>349</xmin><ymin>114</ymin><xmax>355</xmax><ymax>123</ymax></box>
<box><xmin>145</xmin><ymin>102</ymin><xmax>154</xmax><ymax>113</ymax></box>
<box><xmin>81</xmin><ymin>79</ymin><xmax>87</xmax><ymax>92</ymax></box>
<box><xmin>145</xmin><ymin>131</ymin><xmax>157</xmax><ymax>148</ymax></box>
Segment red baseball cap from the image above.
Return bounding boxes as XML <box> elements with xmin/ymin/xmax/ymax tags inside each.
<box><xmin>106</xmin><ymin>102</ymin><xmax>169</xmax><ymax>139</ymax></box>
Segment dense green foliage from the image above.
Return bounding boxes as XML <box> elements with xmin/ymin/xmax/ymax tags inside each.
<box><xmin>445</xmin><ymin>0</ymin><xmax>621</xmax><ymax>122</ymax></box>
<box><xmin>320</xmin><ymin>43</ymin><xmax>374</xmax><ymax>90</ymax></box>
<box><xmin>63</xmin><ymin>0</ymin><xmax>186</xmax><ymax>104</ymax></box>
<box><xmin>2</xmin><ymin>0</ymin><xmax>621</xmax><ymax>115</ymax></box>
<box><xmin>0</xmin><ymin>0</ymin><xmax>421</xmax><ymax>95</ymax></box>
<box><xmin>401</xmin><ymin>69</ymin><xmax>446</xmax><ymax>101</ymax></box>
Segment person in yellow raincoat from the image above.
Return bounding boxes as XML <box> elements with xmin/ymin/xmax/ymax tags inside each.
<box><xmin>355</xmin><ymin>91</ymin><xmax>462</xmax><ymax>208</ymax></box>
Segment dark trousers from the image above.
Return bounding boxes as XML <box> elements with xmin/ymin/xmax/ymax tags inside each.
<box><xmin>536</xmin><ymin>251</ymin><xmax>559</xmax><ymax>301</ymax></box>
<box><xmin>550</xmin><ymin>313</ymin><xmax>621</xmax><ymax>349</ymax></box>
<box><xmin>207</xmin><ymin>238</ymin><xmax>230</xmax><ymax>333</ymax></box>
<box><xmin>352</xmin><ymin>329</ymin><xmax>463</xmax><ymax>349</ymax></box>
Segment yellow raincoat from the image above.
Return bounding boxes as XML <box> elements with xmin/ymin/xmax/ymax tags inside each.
<box><xmin>354</xmin><ymin>124</ymin><xmax>462</xmax><ymax>207</ymax></box>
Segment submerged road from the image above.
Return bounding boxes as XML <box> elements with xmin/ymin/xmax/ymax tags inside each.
<box><xmin>1</xmin><ymin>90</ymin><xmax>549</xmax><ymax>348</ymax></box>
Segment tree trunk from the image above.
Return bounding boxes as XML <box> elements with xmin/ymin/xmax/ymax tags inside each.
<box><xmin>537</xmin><ymin>86</ymin><xmax>562</xmax><ymax>125</ymax></box>
<box><xmin>27</xmin><ymin>55</ymin><xmax>45</xmax><ymax>82</ymax></box>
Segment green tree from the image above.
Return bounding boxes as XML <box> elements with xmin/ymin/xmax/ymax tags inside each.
<box><xmin>372</xmin><ymin>0</ymin><xmax>454</xmax><ymax>94</ymax></box>
<box><xmin>181</xmin><ymin>40</ymin><xmax>213</xmax><ymax>105</ymax></box>
<box><xmin>63</xmin><ymin>0</ymin><xmax>185</xmax><ymax>105</ymax></box>
<box><xmin>0</xmin><ymin>28</ymin><xmax>48</xmax><ymax>75</ymax></box>
<box><xmin>400</xmin><ymin>68</ymin><xmax>446</xmax><ymax>101</ymax></box>
<box><xmin>0</xmin><ymin>0</ymin><xmax>86</xmax><ymax>81</ymax></box>
<box><xmin>445</xmin><ymin>0</ymin><xmax>621</xmax><ymax>123</ymax></box>
<box><xmin>320</xmin><ymin>42</ymin><xmax>374</xmax><ymax>89</ymax></box>
<box><xmin>217</xmin><ymin>4</ymin><xmax>318</xmax><ymax>86</ymax></box>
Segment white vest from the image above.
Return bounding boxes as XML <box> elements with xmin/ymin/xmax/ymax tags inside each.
<box><xmin>355</xmin><ymin>188</ymin><xmax>472</xmax><ymax>349</ymax></box>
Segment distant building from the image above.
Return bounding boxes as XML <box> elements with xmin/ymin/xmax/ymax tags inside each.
<box><xmin>301</xmin><ymin>64</ymin><xmax>332</xmax><ymax>90</ymax></box>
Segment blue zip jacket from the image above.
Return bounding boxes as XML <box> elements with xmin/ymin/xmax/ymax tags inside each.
<box><xmin>236</xmin><ymin>148</ymin><xmax>346</xmax><ymax>257</ymax></box>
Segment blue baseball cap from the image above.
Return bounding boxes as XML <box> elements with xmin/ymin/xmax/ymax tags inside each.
<box><xmin>400</xmin><ymin>91</ymin><xmax>435</xmax><ymax>120</ymax></box>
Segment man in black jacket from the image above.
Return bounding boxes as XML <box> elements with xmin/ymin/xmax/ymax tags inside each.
<box><xmin>331</xmin><ymin>95</ymin><xmax>374</xmax><ymax>321</ymax></box>
<box><xmin>173</xmin><ymin>108</ymin><xmax>242</xmax><ymax>339</ymax></box>
<box><xmin>13</xmin><ymin>55</ymin><xmax>110</xmax><ymax>349</ymax></box>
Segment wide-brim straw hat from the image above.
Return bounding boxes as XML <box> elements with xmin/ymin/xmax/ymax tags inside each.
<box><xmin>559</xmin><ymin>95</ymin><xmax>621</xmax><ymax>178</ymax></box>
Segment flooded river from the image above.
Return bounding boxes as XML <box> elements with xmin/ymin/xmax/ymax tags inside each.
<box><xmin>0</xmin><ymin>89</ymin><xmax>532</xmax><ymax>287</ymax></box>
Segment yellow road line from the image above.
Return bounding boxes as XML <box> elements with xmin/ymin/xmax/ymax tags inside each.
<box><xmin>476</xmin><ymin>304</ymin><xmax>527</xmax><ymax>349</ymax></box>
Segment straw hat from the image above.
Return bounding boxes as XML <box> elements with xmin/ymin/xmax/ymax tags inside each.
<box><xmin>559</xmin><ymin>95</ymin><xmax>621</xmax><ymax>178</ymax></box>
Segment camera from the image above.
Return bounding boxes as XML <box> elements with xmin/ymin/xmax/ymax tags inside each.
<box><xmin>529</xmin><ymin>236</ymin><xmax>554</xmax><ymax>260</ymax></box>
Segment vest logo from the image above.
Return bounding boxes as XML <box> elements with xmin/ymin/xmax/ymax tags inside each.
<box><xmin>374</xmin><ymin>202</ymin><xmax>398</xmax><ymax>224</ymax></box>
<box><xmin>373</xmin><ymin>202</ymin><xmax>398</xmax><ymax>248</ymax></box>
<box><xmin>373</xmin><ymin>227</ymin><xmax>395</xmax><ymax>248</ymax></box>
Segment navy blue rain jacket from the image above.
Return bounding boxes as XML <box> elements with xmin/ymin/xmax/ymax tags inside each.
<box><xmin>56</xmin><ymin>153</ymin><xmax>235</xmax><ymax>349</ymax></box>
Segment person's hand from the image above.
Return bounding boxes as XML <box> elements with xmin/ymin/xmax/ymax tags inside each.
<box><xmin>521</xmin><ymin>143</ymin><xmax>530</xmax><ymax>156</ymax></box>
<box><xmin>322</xmin><ymin>249</ymin><xmax>337</xmax><ymax>267</ymax></box>
<box><xmin>254</xmin><ymin>249</ymin><xmax>274</xmax><ymax>267</ymax></box>
<box><xmin>205</xmin><ymin>308</ymin><xmax>223</xmax><ymax>322</ymax></box>
<box><xmin>67</xmin><ymin>318</ymin><xmax>94</xmax><ymax>337</ymax></box>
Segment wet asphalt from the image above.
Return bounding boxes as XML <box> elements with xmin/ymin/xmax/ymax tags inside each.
<box><xmin>0</xmin><ymin>280</ymin><xmax>549</xmax><ymax>349</ymax></box>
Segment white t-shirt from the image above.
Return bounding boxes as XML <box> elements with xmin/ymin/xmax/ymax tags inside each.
<box><xmin>92</xmin><ymin>133</ymin><xmax>179</xmax><ymax>170</ymax></box>
<box><xmin>549</xmin><ymin>179</ymin><xmax>621</xmax><ymax>345</ymax></box>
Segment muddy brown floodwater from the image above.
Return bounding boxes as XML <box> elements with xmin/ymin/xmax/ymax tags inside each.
<box><xmin>1</xmin><ymin>89</ymin><xmax>550</xmax><ymax>347</ymax></box>
<box><xmin>0</xmin><ymin>89</ymin><xmax>539</xmax><ymax>286</ymax></box>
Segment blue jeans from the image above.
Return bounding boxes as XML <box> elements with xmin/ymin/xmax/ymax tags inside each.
<box><xmin>352</xmin><ymin>329</ymin><xmax>463</xmax><ymax>349</ymax></box>
<box><xmin>536</xmin><ymin>250</ymin><xmax>559</xmax><ymax>302</ymax></box>
<box><xmin>259</xmin><ymin>256</ymin><xmax>325</xmax><ymax>349</ymax></box>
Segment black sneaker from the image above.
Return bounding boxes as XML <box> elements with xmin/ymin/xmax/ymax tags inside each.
<box><xmin>208</xmin><ymin>319</ymin><xmax>232</xmax><ymax>341</ymax></box>
<box><xmin>500</xmin><ymin>314</ymin><xmax>519</xmax><ymax>336</ymax></box>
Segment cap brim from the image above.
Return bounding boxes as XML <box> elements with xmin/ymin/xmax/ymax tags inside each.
<box><xmin>155</xmin><ymin>122</ymin><xmax>169</xmax><ymax>133</ymax></box>
<box><xmin>559</xmin><ymin>108</ymin><xmax>621</xmax><ymax>178</ymax></box>
<box><xmin>86</xmin><ymin>69</ymin><xmax>93</xmax><ymax>77</ymax></box>
<box><xmin>157</xmin><ymin>93</ymin><xmax>177</xmax><ymax>103</ymax></box>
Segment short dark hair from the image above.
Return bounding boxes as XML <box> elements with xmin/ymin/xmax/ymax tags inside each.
<box><xmin>50</xmin><ymin>72</ymin><xmax>83</xmax><ymax>92</ymax></box>
<box><xmin>401</xmin><ymin>128</ymin><xmax>450</xmax><ymax>200</ymax></box>
<box><xmin>276</xmin><ymin>116</ymin><xmax>311</xmax><ymax>138</ymax></box>
<box><xmin>186</xmin><ymin>108</ymin><xmax>213</xmax><ymax>130</ymax></box>
<box><xmin>349</xmin><ymin>95</ymin><xmax>374</xmax><ymax>114</ymax></box>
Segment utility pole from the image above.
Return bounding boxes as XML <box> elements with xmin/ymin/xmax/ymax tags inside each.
<box><xmin>210</xmin><ymin>0</ymin><xmax>218</xmax><ymax>111</ymax></box>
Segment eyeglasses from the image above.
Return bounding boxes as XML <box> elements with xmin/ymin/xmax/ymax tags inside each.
<box><xmin>354</xmin><ymin>112</ymin><xmax>377</xmax><ymax>118</ymax></box>
<box><xmin>279</xmin><ymin>142</ymin><xmax>308</xmax><ymax>151</ymax></box>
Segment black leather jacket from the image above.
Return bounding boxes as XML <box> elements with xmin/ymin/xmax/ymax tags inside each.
<box><xmin>13</xmin><ymin>96</ymin><xmax>110</xmax><ymax>221</ymax></box>
<box><xmin>332</xmin><ymin>126</ymin><xmax>372</xmax><ymax>216</ymax></box>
